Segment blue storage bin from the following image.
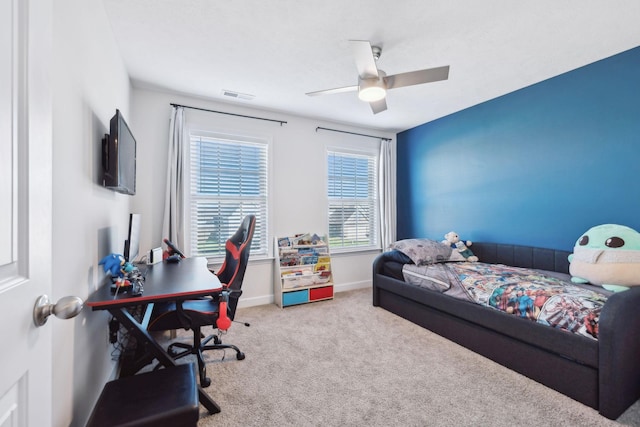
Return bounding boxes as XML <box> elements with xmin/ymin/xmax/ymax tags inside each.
<box><xmin>282</xmin><ymin>289</ymin><xmax>309</xmax><ymax>306</ymax></box>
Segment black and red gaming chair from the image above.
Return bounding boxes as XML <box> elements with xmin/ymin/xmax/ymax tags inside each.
<box><xmin>148</xmin><ymin>214</ymin><xmax>256</xmax><ymax>387</ymax></box>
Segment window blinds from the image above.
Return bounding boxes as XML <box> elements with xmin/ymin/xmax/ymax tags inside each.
<box><xmin>189</xmin><ymin>135</ymin><xmax>268</xmax><ymax>257</ymax></box>
<box><xmin>327</xmin><ymin>150</ymin><xmax>378</xmax><ymax>250</ymax></box>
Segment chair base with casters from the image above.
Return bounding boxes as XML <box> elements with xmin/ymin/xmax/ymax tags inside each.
<box><xmin>150</xmin><ymin>297</ymin><xmax>247</xmax><ymax>387</ymax></box>
<box><xmin>166</xmin><ymin>325</ymin><xmax>246</xmax><ymax>387</ymax></box>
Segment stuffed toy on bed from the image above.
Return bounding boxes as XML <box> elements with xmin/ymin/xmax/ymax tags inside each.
<box><xmin>568</xmin><ymin>224</ymin><xmax>640</xmax><ymax>292</ymax></box>
<box><xmin>442</xmin><ymin>231</ymin><xmax>478</xmax><ymax>262</ymax></box>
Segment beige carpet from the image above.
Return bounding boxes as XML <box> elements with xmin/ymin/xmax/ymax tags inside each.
<box><xmin>164</xmin><ymin>288</ymin><xmax>640</xmax><ymax>426</ymax></box>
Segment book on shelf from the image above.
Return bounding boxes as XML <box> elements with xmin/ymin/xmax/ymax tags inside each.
<box><xmin>278</xmin><ymin>237</ymin><xmax>291</xmax><ymax>247</ymax></box>
<box><xmin>314</xmin><ymin>261</ymin><xmax>330</xmax><ymax>272</ymax></box>
<box><xmin>288</xmin><ymin>233</ymin><xmax>326</xmax><ymax>247</ymax></box>
<box><xmin>317</xmin><ymin>255</ymin><xmax>330</xmax><ymax>264</ymax></box>
<box><xmin>280</xmin><ymin>253</ymin><xmax>301</xmax><ymax>267</ymax></box>
<box><xmin>281</xmin><ymin>266</ymin><xmax>313</xmax><ymax>277</ymax></box>
<box><xmin>301</xmin><ymin>255</ymin><xmax>319</xmax><ymax>265</ymax></box>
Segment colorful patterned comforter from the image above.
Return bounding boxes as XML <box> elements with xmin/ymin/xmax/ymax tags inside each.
<box><xmin>402</xmin><ymin>262</ymin><xmax>608</xmax><ymax>340</ymax></box>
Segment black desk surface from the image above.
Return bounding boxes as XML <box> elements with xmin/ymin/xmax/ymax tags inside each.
<box><xmin>86</xmin><ymin>257</ymin><xmax>222</xmax><ymax>310</ymax></box>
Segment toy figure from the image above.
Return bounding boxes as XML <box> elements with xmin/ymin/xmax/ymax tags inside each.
<box><xmin>442</xmin><ymin>231</ymin><xmax>478</xmax><ymax>262</ymax></box>
<box><xmin>568</xmin><ymin>224</ymin><xmax>640</xmax><ymax>292</ymax></box>
<box><xmin>99</xmin><ymin>253</ymin><xmax>135</xmax><ymax>286</ymax></box>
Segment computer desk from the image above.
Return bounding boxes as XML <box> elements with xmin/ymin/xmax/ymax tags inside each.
<box><xmin>86</xmin><ymin>257</ymin><xmax>223</xmax><ymax>414</ymax></box>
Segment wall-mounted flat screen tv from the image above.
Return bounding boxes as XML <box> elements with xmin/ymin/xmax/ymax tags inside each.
<box><xmin>102</xmin><ymin>109</ymin><xmax>136</xmax><ymax>195</ymax></box>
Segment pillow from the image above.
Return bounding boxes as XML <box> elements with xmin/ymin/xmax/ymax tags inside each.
<box><xmin>381</xmin><ymin>249</ymin><xmax>413</xmax><ymax>264</ymax></box>
<box><xmin>389</xmin><ymin>238</ymin><xmax>464</xmax><ymax>265</ymax></box>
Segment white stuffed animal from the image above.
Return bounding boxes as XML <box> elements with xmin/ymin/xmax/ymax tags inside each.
<box><xmin>442</xmin><ymin>231</ymin><xmax>479</xmax><ymax>262</ymax></box>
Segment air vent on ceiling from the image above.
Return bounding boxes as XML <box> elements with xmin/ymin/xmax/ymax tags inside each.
<box><xmin>221</xmin><ymin>90</ymin><xmax>255</xmax><ymax>101</ymax></box>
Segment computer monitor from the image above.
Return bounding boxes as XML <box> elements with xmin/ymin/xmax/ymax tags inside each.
<box><xmin>123</xmin><ymin>213</ymin><xmax>141</xmax><ymax>262</ymax></box>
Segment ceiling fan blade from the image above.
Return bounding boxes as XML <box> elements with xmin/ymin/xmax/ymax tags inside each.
<box><xmin>385</xmin><ymin>65</ymin><xmax>450</xmax><ymax>89</ymax></box>
<box><xmin>306</xmin><ymin>85</ymin><xmax>358</xmax><ymax>96</ymax></box>
<box><xmin>350</xmin><ymin>40</ymin><xmax>379</xmax><ymax>79</ymax></box>
<box><xmin>370</xmin><ymin>98</ymin><xmax>387</xmax><ymax>114</ymax></box>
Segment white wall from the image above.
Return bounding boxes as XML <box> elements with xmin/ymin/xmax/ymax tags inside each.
<box><xmin>52</xmin><ymin>0</ymin><xmax>131</xmax><ymax>425</ymax></box>
<box><xmin>131</xmin><ymin>88</ymin><xmax>395</xmax><ymax>307</ymax></box>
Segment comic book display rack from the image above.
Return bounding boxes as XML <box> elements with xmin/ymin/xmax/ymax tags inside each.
<box><xmin>274</xmin><ymin>233</ymin><xmax>334</xmax><ymax>307</ymax></box>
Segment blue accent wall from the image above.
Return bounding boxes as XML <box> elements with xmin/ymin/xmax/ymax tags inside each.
<box><xmin>397</xmin><ymin>46</ymin><xmax>640</xmax><ymax>251</ymax></box>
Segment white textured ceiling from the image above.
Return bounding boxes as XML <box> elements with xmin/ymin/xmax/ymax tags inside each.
<box><xmin>103</xmin><ymin>0</ymin><xmax>640</xmax><ymax>133</ymax></box>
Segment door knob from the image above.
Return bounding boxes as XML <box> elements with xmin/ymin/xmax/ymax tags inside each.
<box><xmin>33</xmin><ymin>295</ymin><xmax>84</xmax><ymax>327</ymax></box>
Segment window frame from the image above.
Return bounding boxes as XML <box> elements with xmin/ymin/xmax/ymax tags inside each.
<box><xmin>326</xmin><ymin>146</ymin><xmax>380</xmax><ymax>253</ymax></box>
<box><xmin>184</xmin><ymin>129</ymin><xmax>270</xmax><ymax>262</ymax></box>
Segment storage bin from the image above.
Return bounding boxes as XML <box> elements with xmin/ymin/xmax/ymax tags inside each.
<box><xmin>282</xmin><ymin>289</ymin><xmax>309</xmax><ymax>306</ymax></box>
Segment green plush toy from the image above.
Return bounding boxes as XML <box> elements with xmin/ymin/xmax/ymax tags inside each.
<box><xmin>568</xmin><ymin>224</ymin><xmax>640</xmax><ymax>292</ymax></box>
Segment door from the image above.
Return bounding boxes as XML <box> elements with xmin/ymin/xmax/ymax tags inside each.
<box><xmin>0</xmin><ymin>0</ymin><xmax>53</xmax><ymax>425</ymax></box>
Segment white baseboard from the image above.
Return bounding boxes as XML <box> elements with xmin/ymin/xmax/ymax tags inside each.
<box><xmin>334</xmin><ymin>280</ymin><xmax>371</xmax><ymax>293</ymax></box>
<box><xmin>238</xmin><ymin>294</ymin><xmax>274</xmax><ymax>308</ymax></box>
<box><xmin>237</xmin><ymin>280</ymin><xmax>372</xmax><ymax>309</ymax></box>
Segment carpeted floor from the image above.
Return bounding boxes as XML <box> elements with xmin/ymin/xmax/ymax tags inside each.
<box><xmin>163</xmin><ymin>288</ymin><xmax>640</xmax><ymax>426</ymax></box>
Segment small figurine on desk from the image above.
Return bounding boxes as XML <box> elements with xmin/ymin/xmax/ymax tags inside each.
<box><xmin>99</xmin><ymin>253</ymin><xmax>140</xmax><ymax>294</ymax></box>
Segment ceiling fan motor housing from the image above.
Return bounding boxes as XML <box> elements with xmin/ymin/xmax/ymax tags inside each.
<box><xmin>371</xmin><ymin>45</ymin><xmax>382</xmax><ymax>60</ymax></box>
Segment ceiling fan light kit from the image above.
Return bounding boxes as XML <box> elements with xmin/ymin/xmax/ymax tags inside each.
<box><xmin>358</xmin><ymin>76</ymin><xmax>386</xmax><ymax>102</ymax></box>
<box><xmin>306</xmin><ymin>40</ymin><xmax>450</xmax><ymax>114</ymax></box>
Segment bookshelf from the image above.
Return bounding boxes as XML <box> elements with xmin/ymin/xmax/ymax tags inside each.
<box><xmin>274</xmin><ymin>233</ymin><xmax>334</xmax><ymax>307</ymax></box>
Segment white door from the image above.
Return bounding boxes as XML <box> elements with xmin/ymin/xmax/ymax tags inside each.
<box><xmin>0</xmin><ymin>0</ymin><xmax>53</xmax><ymax>425</ymax></box>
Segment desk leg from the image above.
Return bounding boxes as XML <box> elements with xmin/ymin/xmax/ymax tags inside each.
<box><xmin>110</xmin><ymin>307</ymin><xmax>222</xmax><ymax>414</ymax></box>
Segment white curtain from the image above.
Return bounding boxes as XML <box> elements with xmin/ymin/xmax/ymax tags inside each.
<box><xmin>161</xmin><ymin>106</ymin><xmax>186</xmax><ymax>251</ymax></box>
<box><xmin>379</xmin><ymin>138</ymin><xmax>396</xmax><ymax>249</ymax></box>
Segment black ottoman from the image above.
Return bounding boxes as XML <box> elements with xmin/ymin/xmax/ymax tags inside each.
<box><xmin>87</xmin><ymin>363</ymin><xmax>199</xmax><ymax>427</ymax></box>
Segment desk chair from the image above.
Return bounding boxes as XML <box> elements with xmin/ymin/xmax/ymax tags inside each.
<box><xmin>148</xmin><ymin>214</ymin><xmax>256</xmax><ymax>387</ymax></box>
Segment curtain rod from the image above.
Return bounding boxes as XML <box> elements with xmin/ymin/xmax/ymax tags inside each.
<box><xmin>315</xmin><ymin>126</ymin><xmax>391</xmax><ymax>141</ymax></box>
<box><xmin>170</xmin><ymin>103</ymin><xmax>287</xmax><ymax>126</ymax></box>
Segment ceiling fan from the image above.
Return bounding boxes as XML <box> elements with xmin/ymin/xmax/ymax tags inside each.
<box><xmin>306</xmin><ymin>40</ymin><xmax>450</xmax><ymax>114</ymax></box>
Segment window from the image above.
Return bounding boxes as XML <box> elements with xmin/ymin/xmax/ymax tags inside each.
<box><xmin>188</xmin><ymin>132</ymin><xmax>268</xmax><ymax>258</ymax></box>
<box><xmin>327</xmin><ymin>150</ymin><xmax>378</xmax><ymax>251</ymax></box>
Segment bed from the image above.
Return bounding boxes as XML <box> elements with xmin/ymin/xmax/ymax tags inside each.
<box><xmin>372</xmin><ymin>241</ymin><xmax>640</xmax><ymax>419</ymax></box>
